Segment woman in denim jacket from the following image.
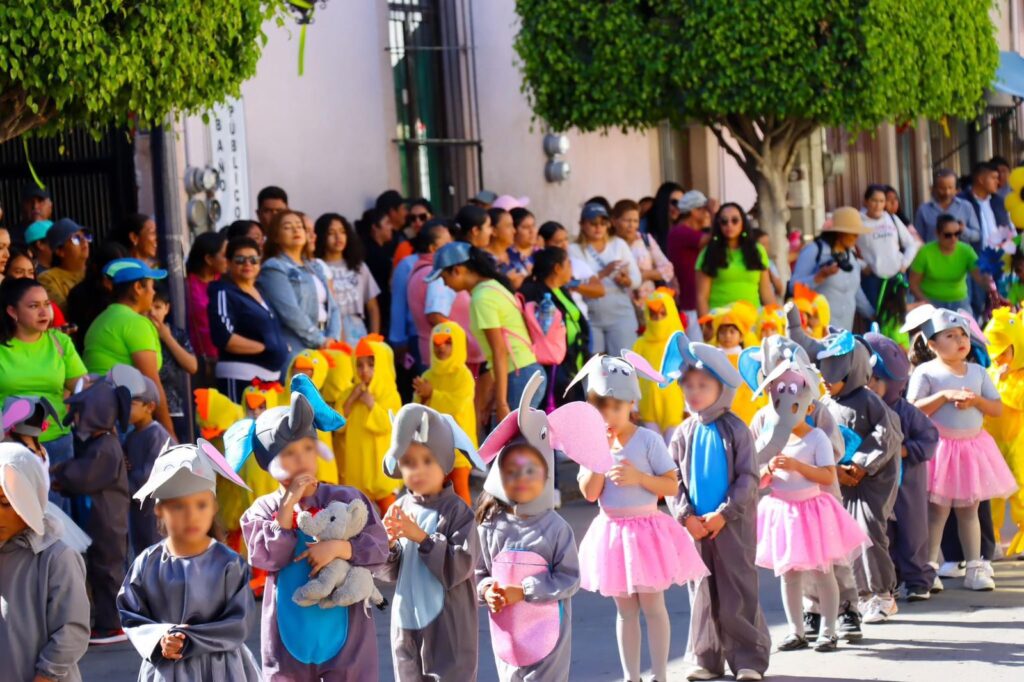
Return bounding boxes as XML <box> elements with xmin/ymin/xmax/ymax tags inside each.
<box><xmin>258</xmin><ymin>210</ymin><xmax>341</xmax><ymax>373</ymax></box>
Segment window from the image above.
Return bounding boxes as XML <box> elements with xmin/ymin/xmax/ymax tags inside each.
<box><xmin>388</xmin><ymin>0</ymin><xmax>482</xmax><ymax>215</ymax></box>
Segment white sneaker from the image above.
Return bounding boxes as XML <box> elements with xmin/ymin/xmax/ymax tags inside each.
<box><xmin>964</xmin><ymin>560</ymin><xmax>996</xmax><ymax>591</ymax></box>
<box><xmin>686</xmin><ymin>667</ymin><xmax>719</xmax><ymax>681</ymax></box>
<box><xmin>736</xmin><ymin>670</ymin><xmax>763</xmax><ymax>681</ymax></box>
<box><xmin>927</xmin><ymin>562</ymin><xmax>944</xmax><ymax>592</ymax></box>
<box><xmin>937</xmin><ymin>561</ymin><xmax>966</xmax><ymax>578</ymax></box>
<box><xmin>861</xmin><ymin>596</ymin><xmax>888</xmax><ymax>624</ymax></box>
<box><xmin>879</xmin><ymin>594</ymin><xmax>898</xmax><ymax>618</ymax></box>
<box><xmin>984</xmin><ymin>560</ymin><xmax>995</xmax><ymax>577</ymax></box>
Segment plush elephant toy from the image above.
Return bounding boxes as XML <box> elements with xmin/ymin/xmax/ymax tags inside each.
<box><xmin>293</xmin><ymin>498</ymin><xmax>387</xmax><ymax>611</ymax></box>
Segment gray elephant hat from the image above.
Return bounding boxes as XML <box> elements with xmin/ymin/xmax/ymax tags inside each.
<box><xmin>563</xmin><ymin>350</ymin><xmax>666</xmax><ymax>402</ymax></box>
<box><xmin>2</xmin><ymin>396</ymin><xmax>60</xmax><ymax>437</ymax></box>
<box><xmin>134</xmin><ymin>439</ymin><xmax>250</xmax><ymax>503</ymax></box>
<box><xmin>382</xmin><ymin>404</ymin><xmax>484</xmax><ymax>478</ymax></box>
<box><xmin>660</xmin><ymin>331</ymin><xmax>743</xmax><ymax>423</ymax></box>
<box><xmin>815</xmin><ymin>331</ymin><xmax>874</xmax><ymax>397</ymax></box>
<box><xmin>479</xmin><ymin>370</ymin><xmax>611</xmax><ymax>516</ymax></box>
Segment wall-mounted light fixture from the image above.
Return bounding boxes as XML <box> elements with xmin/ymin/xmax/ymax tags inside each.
<box><xmin>184</xmin><ymin>165</ymin><xmax>221</xmax><ymax>231</ymax></box>
<box><xmin>543</xmin><ymin>133</ymin><xmax>570</xmax><ymax>184</ymax></box>
<box><xmin>545</xmin><ymin>160</ymin><xmax>571</xmax><ymax>183</ymax></box>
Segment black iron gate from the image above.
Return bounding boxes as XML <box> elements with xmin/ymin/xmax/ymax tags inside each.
<box><xmin>0</xmin><ymin>127</ymin><xmax>137</xmax><ymax>241</ymax></box>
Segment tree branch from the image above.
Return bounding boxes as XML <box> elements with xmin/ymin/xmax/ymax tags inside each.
<box><xmin>723</xmin><ymin>114</ymin><xmax>765</xmax><ymax>166</ymax></box>
<box><xmin>0</xmin><ymin>87</ymin><xmax>57</xmax><ymax>143</ymax></box>
<box><xmin>709</xmin><ymin>121</ymin><xmax>756</xmax><ymax>178</ymax></box>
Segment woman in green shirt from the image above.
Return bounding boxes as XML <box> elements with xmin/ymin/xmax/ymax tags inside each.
<box><xmin>909</xmin><ymin>213</ymin><xmax>990</xmax><ymax>312</ymax></box>
<box><xmin>695</xmin><ymin>203</ymin><xmax>776</xmax><ymax>323</ymax></box>
<box><xmin>0</xmin><ymin>277</ymin><xmax>86</xmax><ymax>511</ymax></box>
<box><xmin>426</xmin><ymin>242</ymin><xmax>544</xmax><ymax>420</ymax></box>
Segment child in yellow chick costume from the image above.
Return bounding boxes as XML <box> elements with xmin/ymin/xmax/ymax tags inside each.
<box><xmin>702</xmin><ymin>301</ymin><xmax>765</xmax><ymax>425</ymax></box>
<box><xmin>339</xmin><ymin>334</ymin><xmax>403</xmax><ymax>516</ymax></box>
<box><xmin>413</xmin><ymin>320</ymin><xmax>478</xmax><ymax>504</ymax></box>
<box><xmin>753</xmin><ymin>303</ymin><xmax>786</xmax><ymax>340</ymax></box>
<box><xmin>631</xmin><ymin>287</ymin><xmax>685</xmax><ymax>443</ymax></box>
<box><xmin>984</xmin><ymin>307</ymin><xmax>1024</xmax><ymax>556</ymax></box>
<box><xmin>285</xmin><ymin>349</ymin><xmax>340</xmax><ymax>484</ymax></box>
<box><xmin>194</xmin><ymin>387</ymin><xmax>248</xmax><ymax>536</ymax></box>
<box><xmin>319</xmin><ymin>341</ymin><xmax>355</xmax><ymax>479</ymax></box>
<box><xmin>792</xmin><ymin>282</ymin><xmax>832</xmax><ymax>339</ymax></box>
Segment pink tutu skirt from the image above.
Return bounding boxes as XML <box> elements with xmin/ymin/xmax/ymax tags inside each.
<box><xmin>928</xmin><ymin>427</ymin><xmax>1020</xmax><ymax>507</ymax></box>
<box><xmin>756</xmin><ymin>488</ymin><xmax>869</xmax><ymax>577</ymax></box>
<box><xmin>578</xmin><ymin>506</ymin><xmax>708</xmax><ymax>597</ymax></box>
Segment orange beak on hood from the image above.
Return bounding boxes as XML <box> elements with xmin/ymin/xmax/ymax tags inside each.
<box><xmin>245</xmin><ymin>393</ymin><xmax>267</xmax><ymax>411</ymax></box>
<box><xmin>200</xmin><ymin>425</ymin><xmax>224</xmax><ymax>440</ymax></box>
<box><xmin>432</xmin><ymin>332</ymin><xmax>452</xmax><ymax>346</ymax></box>
<box><xmin>194</xmin><ymin>389</ymin><xmax>210</xmax><ymax>422</ymax></box>
<box><xmin>646</xmin><ymin>299</ymin><xmax>667</xmax><ymax>315</ymax></box>
<box><xmin>293</xmin><ymin>355</ymin><xmax>315</xmax><ymax>371</ymax></box>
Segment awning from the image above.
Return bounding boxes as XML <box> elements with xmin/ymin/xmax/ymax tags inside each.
<box><xmin>994</xmin><ymin>51</ymin><xmax>1024</xmax><ymax>99</ymax></box>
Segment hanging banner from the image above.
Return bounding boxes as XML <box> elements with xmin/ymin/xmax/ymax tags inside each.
<box><xmin>209</xmin><ymin>97</ymin><xmax>251</xmax><ymax>227</ymax></box>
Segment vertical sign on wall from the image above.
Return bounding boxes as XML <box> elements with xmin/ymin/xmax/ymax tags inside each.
<box><xmin>209</xmin><ymin>97</ymin><xmax>251</xmax><ymax>228</ymax></box>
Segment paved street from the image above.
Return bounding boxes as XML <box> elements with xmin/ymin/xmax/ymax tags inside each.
<box><xmin>81</xmin><ymin>499</ymin><xmax>1024</xmax><ymax>681</ymax></box>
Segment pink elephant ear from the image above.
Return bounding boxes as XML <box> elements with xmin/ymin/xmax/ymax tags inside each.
<box><xmin>956</xmin><ymin>308</ymin><xmax>989</xmax><ymax>344</ymax></box>
<box><xmin>622</xmin><ymin>350</ymin><xmax>667</xmax><ymax>385</ymax></box>
<box><xmin>477</xmin><ymin>410</ymin><xmax>522</xmax><ymax>464</ymax></box>
<box><xmin>547</xmin><ymin>402</ymin><xmax>612</xmax><ymax>473</ymax></box>
<box><xmin>2</xmin><ymin>399</ymin><xmax>32</xmax><ymax>433</ymax></box>
<box><xmin>198</xmin><ymin>439</ymin><xmax>251</xmax><ymax>491</ymax></box>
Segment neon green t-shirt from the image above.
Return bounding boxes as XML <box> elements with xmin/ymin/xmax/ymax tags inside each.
<box><xmin>470</xmin><ymin>281</ymin><xmax>538</xmax><ymax>371</ymax></box>
<box><xmin>0</xmin><ymin>330</ymin><xmax>87</xmax><ymax>441</ymax></box>
<box><xmin>83</xmin><ymin>303</ymin><xmax>162</xmax><ymax>374</ymax></box>
<box><xmin>696</xmin><ymin>244</ymin><xmax>770</xmax><ymax>309</ymax></box>
<box><xmin>910</xmin><ymin>242</ymin><xmax>978</xmax><ymax>303</ymax></box>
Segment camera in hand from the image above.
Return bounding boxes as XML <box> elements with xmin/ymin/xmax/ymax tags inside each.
<box><xmin>830</xmin><ymin>249</ymin><xmax>854</xmax><ymax>272</ymax></box>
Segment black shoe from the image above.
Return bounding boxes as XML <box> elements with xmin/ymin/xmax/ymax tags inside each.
<box><xmin>906</xmin><ymin>586</ymin><xmax>931</xmax><ymax>602</ymax></box>
<box><xmin>838</xmin><ymin>608</ymin><xmax>863</xmax><ymax>641</ymax></box>
<box><xmin>803</xmin><ymin>611</ymin><xmax>821</xmax><ymax>637</ymax></box>
<box><xmin>814</xmin><ymin>635</ymin><xmax>839</xmax><ymax>652</ymax></box>
<box><xmin>777</xmin><ymin>633</ymin><xmax>809</xmax><ymax>651</ymax></box>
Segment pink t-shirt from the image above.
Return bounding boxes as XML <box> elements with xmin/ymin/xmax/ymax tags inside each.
<box><xmin>187</xmin><ymin>273</ymin><xmax>218</xmax><ymax>359</ymax></box>
<box><xmin>411</xmin><ymin>255</ymin><xmax>485</xmax><ymax>365</ymax></box>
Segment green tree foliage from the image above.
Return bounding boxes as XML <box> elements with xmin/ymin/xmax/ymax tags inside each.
<box><xmin>514</xmin><ymin>0</ymin><xmax>998</xmax><ymax>268</ymax></box>
<box><xmin>0</xmin><ymin>0</ymin><xmax>283</xmax><ymax>143</ymax></box>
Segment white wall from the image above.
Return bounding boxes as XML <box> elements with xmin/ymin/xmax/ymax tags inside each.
<box><xmin>471</xmin><ymin>2</ymin><xmax>661</xmax><ymax>228</ymax></box>
<box><xmin>237</xmin><ymin>4</ymin><xmax>399</xmax><ymax>219</ymax></box>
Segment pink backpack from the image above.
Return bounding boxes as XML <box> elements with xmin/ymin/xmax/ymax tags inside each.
<box><xmin>483</xmin><ymin>282</ymin><xmax>567</xmax><ymax>367</ymax></box>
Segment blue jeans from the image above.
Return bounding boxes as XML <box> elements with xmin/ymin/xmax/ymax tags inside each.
<box><xmin>45</xmin><ymin>434</ymin><xmax>74</xmax><ymax>514</ymax></box>
<box><xmin>507</xmin><ymin>363</ymin><xmax>547</xmax><ymax>410</ymax></box>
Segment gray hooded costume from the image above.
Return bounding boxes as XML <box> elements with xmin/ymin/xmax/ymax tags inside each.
<box><xmin>52</xmin><ymin>377</ymin><xmax>132</xmax><ymax>631</ymax></box>
<box><xmin>475</xmin><ymin>372</ymin><xmax>608</xmax><ymax>682</ymax></box>
<box><xmin>377</xmin><ymin>404</ymin><xmax>483</xmax><ymax>682</ymax></box>
<box><xmin>662</xmin><ymin>333</ymin><xmax>771</xmax><ymax>677</ymax></box>
<box><xmin>787</xmin><ymin>314</ymin><xmax>903</xmax><ymax>599</ymax></box>
<box><xmin>0</xmin><ymin>445</ymin><xmax>90</xmax><ymax>682</ymax></box>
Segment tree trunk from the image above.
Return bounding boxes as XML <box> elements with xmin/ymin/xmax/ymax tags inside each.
<box><xmin>0</xmin><ymin>88</ymin><xmax>55</xmax><ymax>145</ymax></box>
<box><xmin>754</xmin><ymin>164</ymin><xmax>792</xmax><ymax>281</ymax></box>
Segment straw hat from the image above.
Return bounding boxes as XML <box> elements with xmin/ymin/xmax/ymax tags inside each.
<box><xmin>823</xmin><ymin>206</ymin><xmax>873</xmax><ymax>235</ymax></box>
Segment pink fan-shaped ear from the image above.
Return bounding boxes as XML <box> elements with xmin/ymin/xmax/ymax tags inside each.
<box><xmin>622</xmin><ymin>350</ymin><xmax>667</xmax><ymax>385</ymax></box>
<box><xmin>956</xmin><ymin>308</ymin><xmax>989</xmax><ymax>345</ymax></box>
<box><xmin>198</xmin><ymin>439</ymin><xmax>251</xmax><ymax>491</ymax></box>
<box><xmin>548</xmin><ymin>402</ymin><xmax>612</xmax><ymax>473</ymax></box>
<box><xmin>477</xmin><ymin>410</ymin><xmax>522</xmax><ymax>464</ymax></box>
<box><xmin>2</xmin><ymin>399</ymin><xmax>32</xmax><ymax>433</ymax></box>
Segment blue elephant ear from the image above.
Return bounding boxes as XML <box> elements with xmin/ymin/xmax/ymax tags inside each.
<box><xmin>817</xmin><ymin>330</ymin><xmax>856</xmax><ymax>360</ymax></box>
<box><xmin>738</xmin><ymin>347</ymin><xmax>762</xmax><ymax>391</ymax></box>
<box><xmin>972</xmin><ymin>340</ymin><xmax>991</xmax><ymax>368</ymax></box>
<box><xmin>440</xmin><ymin>414</ymin><xmax>486</xmax><ymax>470</ymax></box>
<box><xmin>290</xmin><ymin>374</ymin><xmax>346</xmax><ymax>432</ymax></box>
<box><xmin>223</xmin><ymin>419</ymin><xmax>257</xmax><ymax>472</ymax></box>
<box><xmin>659</xmin><ymin>331</ymin><xmax>689</xmax><ymax>387</ymax></box>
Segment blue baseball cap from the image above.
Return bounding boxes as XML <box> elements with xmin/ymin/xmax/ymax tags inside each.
<box><xmin>424</xmin><ymin>241</ymin><xmax>472</xmax><ymax>282</ymax></box>
<box><xmin>24</xmin><ymin>220</ymin><xmax>53</xmax><ymax>245</ymax></box>
<box><xmin>103</xmin><ymin>258</ymin><xmax>168</xmax><ymax>284</ymax></box>
<box><xmin>580</xmin><ymin>202</ymin><xmax>609</xmax><ymax>221</ymax></box>
<box><xmin>47</xmin><ymin>218</ymin><xmax>91</xmax><ymax>250</ymax></box>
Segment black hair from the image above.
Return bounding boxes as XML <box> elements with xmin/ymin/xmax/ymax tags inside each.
<box><xmin>185</xmin><ymin>231</ymin><xmax>227</xmax><ymax>275</ymax></box>
<box><xmin>153</xmin><ymin>280</ymin><xmax>172</xmax><ymax>305</ymax></box>
<box><xmin>933</xmin><ymin>168</ymin><xmax>957</xmax><ymax>183</ymax></box>
<box><xmin>648</xmin><ymin>182</ymin><xmax>684</xmax><ymax>247</ymax></box>
<box><xmin>375</xmin><ymin>189</ymin><xmax>405</xmax><ymax>213</ymax></box>
<box><xmin>408</xmin><ymin>197</ymin><xmax>433</xmax><ymax>214</ymax></box>
<box><xmin>487</xmin><ymin>207</ymin><xmax>510</xmax><ymax>231</ymax></box>
<box><xmin>910</xmin><ymin>334</ymin><xmax>934</xmax><ymax>366</ymax></box>
<box><xmin>225</xmin><ymin>219</ymin><xmax>262</xmax><ymax>242</ymax></box>
<box><xmin>528</xmin><ymin>247</ymin><xmax>568</xmax><ymax>284</ymax></box>
<box><xmin>3</xmin><ymin>245</ymin><xmax>34</xmax><ymax>278</ymax></box>
<box><xmin>699</xmin><ymin>203</ymin><xmax>765</xmax><ymax>276</ymax></box>
<box><xmin>971</xmin><ymin>161</ymin><xmax>999</xmax><ymax>181</ymax></box>
<box><xmin>226</xmin><ymin>236</ymin><xmax>261</xmax><ymax>260</ymax></box>
<box><xmin>112</xmin><ymin>278</ymin><xmax>148</xmax><ymax>303</ymax></box>
<box><xmin>991</xmin><ymin>155</ymin><xmax>1010</xmax><ymax>169</ymax></box>
<box><xmin>538</xmin><ymin>221</ymin><xmax>566</xmax><ymax>243</ymax></box>
<box><xmin>935</xmin><ymin>213</ymin><xmax>960</xmax><ymax>234</ymax></box>
<box><xmin>863</xmin><ymin>183</ymin><xmax>888</xmax><ymax>201</ymax></box>
<box><xmin>474</xmin><ymin>492</ymin><xmax>513</xmax><ymax>524</ymax></box>
<box><xmin>509</xmin><ymin>207</ymin><xmax>534</xmax><ymax>228</ymax></box>
<box><xmin>413</xmin><ymin>218</ymin><xmax>451</xmax><ymax>255</ymax></box>
<box><xmin>453</xmin><ymin>205</ymin><xmax>489</xmax><ymax>243</ymax></box>
<box><xmin>0</xmin><ymin>277</ymin><xmax>47</xmax><ymax>345</ymax></box>
<box><xmin>115</xmin><ymin>213</ymin><xmax>151</xmax><ymax>250</ymax></box>
<box><xmin>88</xmin><ymin>241</ymin><xmax>129</xmax><ymax>278</ymax></box>
<box><xmin>444</xmin><ymin>246</ymin><xmax>514</xmax><ymax>293</ymax></box>
<box><xmin>354</xmin><ymin>207</ymin><xmax>387</xmax><ymax>243</ymax></box>
<box><xmin>257</xmin><ymin>185</ymin><xmax>288</xmax><ymax>206</ymax></box>
<box><xmin>314</xmin><ymin>212</ymin><xmax>362</xmax><ymax>269</ymax></box>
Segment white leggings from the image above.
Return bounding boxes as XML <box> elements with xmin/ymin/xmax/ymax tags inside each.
<box><xmin>782</xmin><ymin>570</ymin><xmax>839</xmax><ymax>638</ymax></box>
<box><xmin>928</xmin><ymin>501</ymin><xmax>982</xmax><ymax>563</ymax></box>
<box><xmin>614</xmin><ymin>591</ymin><xmax>670</xmax><ymax>681</ymax></box>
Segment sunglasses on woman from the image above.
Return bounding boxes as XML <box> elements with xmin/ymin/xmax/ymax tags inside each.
<box><xmin>941</xmin><ymin>230</ymin><xmax>962</xmax><ymax>239</ymax></box>
<box><xmin>232</xmin><ymin>255</ymin><xmax>260</xmax><ymax>265</ymax></box>
<box><xmin>718</xmin><ymin>216</ymin><xmax>743</xmax><ymax>227</ymax></box>
<box><xmin>410</xmin><ymin>212</ymin><xmax>430</xmax><ymax>223</ymax></box>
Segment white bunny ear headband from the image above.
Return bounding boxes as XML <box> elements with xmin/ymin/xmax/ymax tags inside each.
<box><xmin>564</xmin><ymin>349</ymin><xmax>667</xmax><ymax>402</ymax></box>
